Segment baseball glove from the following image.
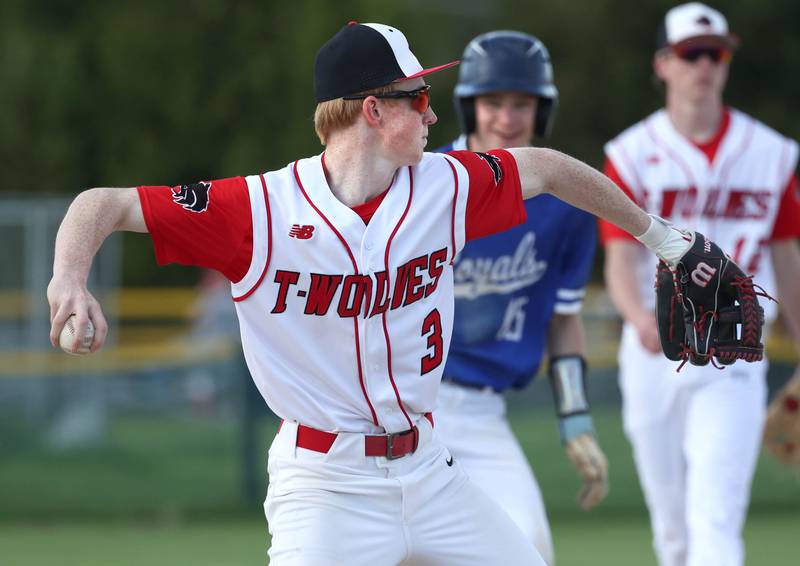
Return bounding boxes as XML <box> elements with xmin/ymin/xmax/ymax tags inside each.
<box><xmin>655</xmin><ymin>231</ymin><xmax>769</xmax><ymax>369</ymax></box>
<box><xmin>763</xmin><ymin>371</ymin><xmax>800</xmax><ymax>467</ymax></box>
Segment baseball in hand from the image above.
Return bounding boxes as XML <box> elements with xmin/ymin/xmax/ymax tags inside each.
<box><xmin>59</xmin><ymin>315</ymin><xmax>95</xmax><ymax>355</ymax></box>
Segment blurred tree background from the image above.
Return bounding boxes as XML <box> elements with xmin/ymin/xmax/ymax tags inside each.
<box><xmin>1</xmin><ymin>0</ymin><xmax>798</xmax><ymax>285</ymax></box>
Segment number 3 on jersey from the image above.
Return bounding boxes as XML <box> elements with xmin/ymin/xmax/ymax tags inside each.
<box><xmin>421</xmin><ymin>309</ymin><xmax>443</xmax><ymax>375</ymax></box>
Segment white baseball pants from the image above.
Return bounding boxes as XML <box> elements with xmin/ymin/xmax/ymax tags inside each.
<box><xmin>619</xmin><ymin>325</ymin><xmax>767</xmax><ymax>566</ymax></box>
<box><xmin>435</xmin><ymin>381</ymin><xmax>554</xmax><ymax>565</ymax></box>
<box><xmin>264</xmin><ymin>415</ymin><xmax>545</xmax><ymax>566</ymax></box>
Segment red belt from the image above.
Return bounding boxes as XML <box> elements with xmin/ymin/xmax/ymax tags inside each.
<box><xmin>290</xmin><ymin>413</ymin><xmax>433</xmax><ymax>460</ymax></box>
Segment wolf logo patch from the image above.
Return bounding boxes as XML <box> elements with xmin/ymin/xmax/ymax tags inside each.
<box><xmin>172</xmin><ymin>182</ymin><xmax>211</xmax><ymax>213</ymax></box>
<box><xmin>475</xmin><ymin>152</ymin><xmax>503</xmax><ymax>185</ymax></box>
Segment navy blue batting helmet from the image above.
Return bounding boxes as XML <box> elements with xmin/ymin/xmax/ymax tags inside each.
<box><xmin>454</xmin><ymin>31</ymin><xmax>558</xmax><ymax>138</ymax></box>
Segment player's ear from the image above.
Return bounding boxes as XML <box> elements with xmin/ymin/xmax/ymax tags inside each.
<box><xmin>361</xmin><ymin>96</ymin><xmax>383</xmax><ymax>127</ymax></box>
<box><xmin>652</xmin><ymin>51</ymin><xmax>669</xmax><ymax>82</ymax></box>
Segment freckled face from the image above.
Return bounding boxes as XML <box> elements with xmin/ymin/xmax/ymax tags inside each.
<box><xmin>378</xmin><ymin>78</ymin><xmax>438</xmax><ymax>166</ymax></box>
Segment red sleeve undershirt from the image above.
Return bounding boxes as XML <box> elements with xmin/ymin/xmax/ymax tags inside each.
<box><xmin>137</xmin><ymin>176</ymin><xmax>253</xmax><ymax>283</ymax></box>
<box><xmin>599</xmin><ymin>158</ymin><xmax>639</xmax><ymax>245</ymax></box>
<box><xmin>771</xmin><ymin>173</ymin><xmax>800</xmax><ymax>240</ymax></box>
<box><xmin>446</xmin><ymin>149</ymin><xmax>527</xmax><ymax>241</ymax></box>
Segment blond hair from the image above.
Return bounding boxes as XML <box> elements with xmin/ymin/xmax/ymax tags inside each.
<box><xmin>314</xmin><ymin>84</ymin><xmax>399</xmax><ymax>145</ymax></box>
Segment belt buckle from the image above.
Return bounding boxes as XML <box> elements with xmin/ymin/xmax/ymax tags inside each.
<box><xmin>385</xmin><ymin>431</ymin><xmax>403</xmax><ymax>460</ymax></box>
<box><xmin>385</xmin><ymin>427</ymin><xmax>418</xmax><ymax>460</ymax></box>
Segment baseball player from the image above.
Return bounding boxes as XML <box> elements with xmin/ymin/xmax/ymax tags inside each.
<box><xmin>434</xmin><ymin>31</ymin><xmax>607</xmax><ymax>565</ymax></box>
<box><xmin>48</xmin><ymin>21</ymin><xmax>716</xmax><ymax>566</ymax></box>
<box><xmin>601</xmin><ymin>4</ymin><xmax>800</xmax><ymax>566</ymax></box>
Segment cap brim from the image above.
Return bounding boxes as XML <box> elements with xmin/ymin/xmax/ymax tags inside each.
<box><xmin>672</xmin><ymin>33</ymin><xmax>740</xmax><ymax>50</ymax></box>
<box><xmin>399</xmin><ymin>60</ymin><xmax>460</xmax><ymax>81</ymax></box>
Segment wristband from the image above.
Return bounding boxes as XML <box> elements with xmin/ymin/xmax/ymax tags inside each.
<box><xmin>549</xmin><ymin>355</ymin><xmax>590</xmax><ymax>417</ymax></box>
<box><xmin>558</xmin><ymin>413</ymin><xmax>595</xmax><ymax>444</ymax></box>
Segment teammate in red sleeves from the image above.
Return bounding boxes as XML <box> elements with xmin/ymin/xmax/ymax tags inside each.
<box><xmin>601</xmin><ymin>4</ymin><xmax>800</xmax><ymax>566</ymax></box>
<box><xmin>50</xmin><ymin>21</ymin><xmax>707</xmax><ymax>566</ymax></box>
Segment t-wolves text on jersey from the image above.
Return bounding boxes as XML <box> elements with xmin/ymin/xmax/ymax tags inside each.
<box><xmin>269</xmin><ymin>247</ymin><xmax>448</xmax><ymax>317</ymax></box>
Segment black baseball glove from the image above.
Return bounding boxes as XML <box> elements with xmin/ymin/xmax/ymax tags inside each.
<box><xmin>655</xmin><ymin>231</ymin><xmax>769</xmax><ymax>369</ymax></box>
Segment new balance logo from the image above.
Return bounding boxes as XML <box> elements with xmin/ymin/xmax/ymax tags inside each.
<box><xmin>691</xmin><ymin>262</ymin><xmax>718</xmax><ymax>287</ymax></box>
<box><xmin>289</xmin><ymin>224</ymin><xmax>315</xmax><ymax>239</ymax></box>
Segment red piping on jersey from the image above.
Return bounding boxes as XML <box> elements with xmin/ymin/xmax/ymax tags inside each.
<box><xmin>233</xmin><ymin>174</ymin><xmax>273</xmax><ymax>302</ymax></box>
<box><xmin>614</xmin><ymin>141</ymin><xmax>648</xmax><ymax>206</ymax></box>
<box><xmin>716</xmin><ymin>117</ymin><xmax>755</xmax><ymax>199</ymax></box>
<box><xmin>292</xmin><ymin>161</ymin><xmax>379</xmax><ymax>427</ymax></box>
<box><xmin>380</xmin><ymin>166</ymin><xmax>415</xmax><ymax>430</ymax></box>
<box><xmin>645</xmin><ymin>118</ymin><xmax>701</xmax><ymax>219</ymax></box>
<box><xmin>444</xmin><ymin>157</ymin><xmax>459</xmax><ymax>263</ymax></box>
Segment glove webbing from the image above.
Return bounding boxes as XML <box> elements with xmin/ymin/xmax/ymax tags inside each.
<box><xmin>675</xmin><ymin>274</ymin><xmax>775</xmax><ymax>372</ymax></box>
<box><xmin>729</xmin><ymin>275</ymin><xmax>770</xmax><ymax>363</ymax></box>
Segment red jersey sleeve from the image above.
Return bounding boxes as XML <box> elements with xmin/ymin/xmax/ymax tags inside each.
<box><xmin>770</xmin><ymin>173</ymin><xmax>800</xmax><ymax>240</ymax></box>
<box><xmin>599</xmin><ymin>158</ymin><xmax>638</xmax><ymax>245</ymax></box>
<box><xmin>137</xmin><ymin>176</ymin><xmax>253</xmax><ymax>282</ymax></box>
<box><xmin>447</xmin><ymin>149</ymin><xmax>527</xmax><ymax>241</ymax></box>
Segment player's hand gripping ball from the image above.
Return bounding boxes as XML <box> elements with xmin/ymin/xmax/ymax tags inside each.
<box><xmin>59</xmin><ymin>314</ymin><xmax>95</xmax><ymax>355</ymax></box>
<box><xmin>655</xmin><ymin>231</ymin><xmax>770</xmax><ymax>369</ymax></box>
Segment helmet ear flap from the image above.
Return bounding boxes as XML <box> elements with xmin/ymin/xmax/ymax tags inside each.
<box><xmin>456</xmin><ymin>96</ymin><xmax>477</xmax><ymax>136</ymax></box>
<box><xmin>535</xmin><ymin>97</ymin><xmax>558</xmax><ymax>138</ymax></box>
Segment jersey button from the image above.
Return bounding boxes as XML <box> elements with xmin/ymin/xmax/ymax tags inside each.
<box><xmin>365</xmin><ymin>241</ymin><xmax>373</xmax><ymax>250</ymax></box>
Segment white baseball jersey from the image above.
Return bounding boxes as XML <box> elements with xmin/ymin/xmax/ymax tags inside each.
<box><xmin>137</xmin><ymin>150</ymin><xmax>526</xmax><ymax>434</ymax></box>
<box><xmin>601</xmin><ymin>107</ymin><xmax>800</xmax><ymax>566</ymax></box>
<box><xmin>602</xmin><ymin>107</ymin><xmax>800</xmax><ymax>322</ymax></box>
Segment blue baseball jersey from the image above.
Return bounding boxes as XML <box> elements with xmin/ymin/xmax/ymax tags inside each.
<box><xmin>439</xmin><ymin>136</ymin><xmax>597</xmax><ymax>391</ymax></box>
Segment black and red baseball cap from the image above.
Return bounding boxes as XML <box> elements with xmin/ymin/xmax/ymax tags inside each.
<box><xmin>314</xmin><ymin>21</ymin><xmax>459</xmax><ymax>102</ymax></box>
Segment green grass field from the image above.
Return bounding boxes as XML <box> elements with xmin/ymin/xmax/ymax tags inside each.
<box><xmin>1</xmin><ymin>408</ymin><xmax>798</xmax><ymax>565</ymax></box>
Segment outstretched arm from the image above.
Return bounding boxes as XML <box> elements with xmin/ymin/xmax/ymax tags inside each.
<box><xmin>47</xmin><ymin>187</ymin><xmax>145</xmax><ymax>352</ymax></box>
<box><xmin>509</xmin><ymin>146</ymin><xmax>695</xmax><ymax>273</ymax></box>
<box><xmin>510</xmin><ymin>147</ymin><xmax>650</xmax><ymax>237</ymax></box>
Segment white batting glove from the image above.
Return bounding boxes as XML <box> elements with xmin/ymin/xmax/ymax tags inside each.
<box><xmin>635</xmin><ymin>214</ymin><xmax>694</xmax><ymax>268</ymax></box>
